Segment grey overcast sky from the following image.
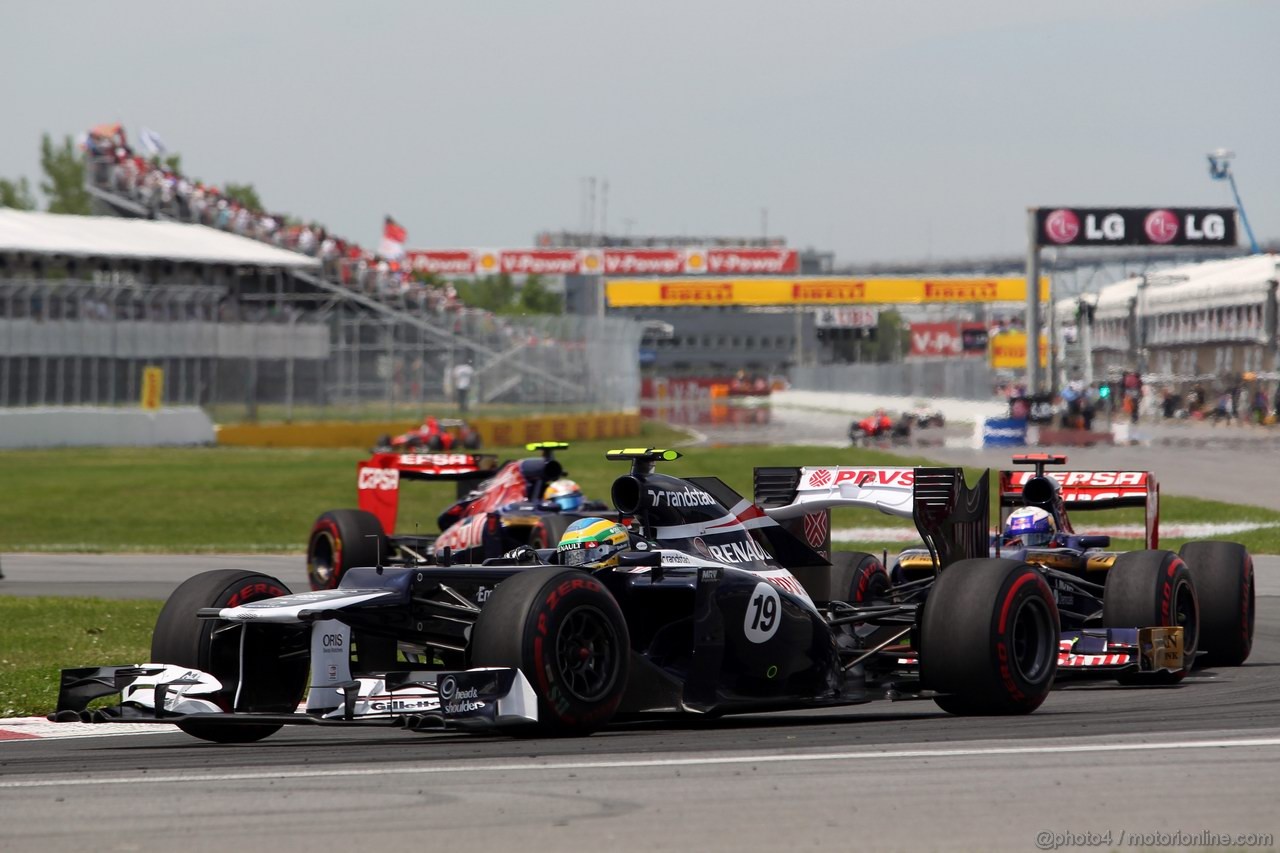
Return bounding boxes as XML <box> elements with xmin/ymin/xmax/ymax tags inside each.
<box><xmin>4</xmin><ymin>0</ymin><xmax>1277</xmax><ymax>264</ymax></box>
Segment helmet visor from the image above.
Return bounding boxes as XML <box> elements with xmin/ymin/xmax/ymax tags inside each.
<box><xmin>551</xmin><ymin>493</ymin><xmax>584</xmax><ymax>511</ymax></box>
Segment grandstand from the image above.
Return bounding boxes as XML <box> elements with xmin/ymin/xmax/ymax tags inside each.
<box><xmin>61</xmin><ymin>139</ymin><xmax>640</xmax><ymax>415</ymax></box>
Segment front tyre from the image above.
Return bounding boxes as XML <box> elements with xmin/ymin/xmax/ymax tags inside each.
<box><xmin>1178</xmin><ymin>541</ymin><xmax>1254</xmax><ymax>666</ymax></box>
<box><xmin>307</xmin><ymin>509</ymin><xmax>387</xmax><ymax>590</ymax></box>
<box><xmin>921</xmin><ymin>558</ymin><xmax>1059</xmax><ymax>715</ymax></box>
<box><xmin>1103</xmin><ymin>549</ymin><xmax>1197</xmax><ymax>683</ymax></box>
<box><xmin>470</xmin><ymin>567</ymin><xmax>629</xmax><ymax>736</ymax></box>
<box><xmin>151</xmin><ymin>570</ymin><xmax>308</xmax><ymax>743</ymax></box>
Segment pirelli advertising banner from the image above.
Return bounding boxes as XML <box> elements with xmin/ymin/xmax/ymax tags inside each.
<box><xmin>605</xmin><ymin>277</ymin><xmax>1049</xmax><ymax>307</ymax></box>
<box><xmin>990</xmin><ymin>331</ymin><xmax>1048</xmax><ymax>369</ymax></box>
<box><xmin>1035</xmin><ymin>207</ymin><xmax>1237</xmax><ymax>247</ymax></box>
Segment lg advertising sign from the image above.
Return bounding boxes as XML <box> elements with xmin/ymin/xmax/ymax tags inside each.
<box><xmin>1035</xmin><ymin>207</ymin><xmax>1236</xmax><ymax>247</ymax></box>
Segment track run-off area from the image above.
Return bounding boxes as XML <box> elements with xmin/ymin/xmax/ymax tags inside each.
<box><xmin>2</xmin><ymin>414</ymin><xmax>1278</xmax><ymax>852</ymax></box>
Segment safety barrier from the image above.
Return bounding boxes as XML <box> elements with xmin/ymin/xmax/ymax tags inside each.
<box><xmin>215</xmin><ymin>411</ymin><xmax>642</xmax><ymax>448</ymax></box>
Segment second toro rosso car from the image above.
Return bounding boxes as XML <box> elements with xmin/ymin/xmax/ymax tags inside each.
<box><xmin>889</xmin><ymin>454</ymin><xmax>1255</xmax><ymax>680</ymax></box>
<box><xmin>306</xmin><ymin>442</ymin><xmax>609</xmax><ymax>590</ymax></box>
<box><xmin>51</xmin><ymin>449</ymin><xmax>1063</xmax><ymax>744</ymax></box>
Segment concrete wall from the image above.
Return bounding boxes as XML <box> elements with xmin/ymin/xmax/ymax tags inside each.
<box><xmin>0</xmin><ymin>406</ymin><xmax>215</xmax><ymax>448</ymax></box>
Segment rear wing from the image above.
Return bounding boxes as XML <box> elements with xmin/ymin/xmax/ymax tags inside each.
<box><xmin>357</xmin><ymin>452</ymin><xmax>500</xmax><ymax>534</ymax></box>
<box><xmin>753</xmin><ymin>466</ymin><xmax>989</xmax><ymax>569</ymax></box>
<box><xmin>999</xmin><ymin>468</ymin><xmax>1159</xmax><ymax>547</ymax></box>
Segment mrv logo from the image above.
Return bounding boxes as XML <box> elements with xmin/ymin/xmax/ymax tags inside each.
<box><xmin>648</xmin><ymin>486</ymin><xmax>717</xmax><ymax>508</ymax></box>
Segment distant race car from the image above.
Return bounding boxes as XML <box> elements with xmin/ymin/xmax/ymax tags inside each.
<box><xmin>891</xmin><ymin>454</ymin><xmax>1254</xmax><ymax>680</ymax></box>
<box><xmin>376</xmin><ymin>417</ymin><xmax>481</xmax><ymax>452</ymax></box>
<box><xmin>305</xmin><ymin>441</ymin><xmax>610</xmax><ymax>590</ymax></box>
<box><xmin>907</xmin><ymin>404</ymin><xmax>945</xmax><ymax>429</ymax></box>
<box><xmin>849</xmin><ymin>410</ymin><xmax>912</xmax><ymax>443</ymax></box>
<box><xmin>50</xmin><ymin>449</ymin><xmax>1062</xmax><ymax>743</ymax></box>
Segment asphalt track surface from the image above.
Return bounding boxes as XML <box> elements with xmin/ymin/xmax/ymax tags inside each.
<box><xmin>3</xmin><ymin>419</ymin><xmax>1280</xmax><ymax>851</ymax></box>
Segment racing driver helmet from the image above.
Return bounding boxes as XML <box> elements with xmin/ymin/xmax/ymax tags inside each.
<box><xmin>544</xmin><ymin>478</ymin><xmax>585</xmax><ymax>511</ymax></box>
<box><xmin>1004</xmin><ymin>506</ymin><xmax>1057</xmax><ymax>547</ymax></box>
<box><xmin>557</xmin><ymin>517</ymin><xmax>629</xmax><ymax>569</ymax></box>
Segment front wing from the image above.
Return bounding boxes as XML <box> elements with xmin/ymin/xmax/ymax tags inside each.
<box><xmin>1057</xmin><ymin>626</ymin><xmax>1185</xmax><ymax>675</ymax></box>
<box><xmin>49</xmin><ymin>663</ymin><xmax>539</xmax><ymax>732</ymax></box>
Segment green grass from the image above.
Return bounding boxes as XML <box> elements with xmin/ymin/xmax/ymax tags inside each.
<box><xmin>0</xmin><ymin>597</ymin><xmax>161</xmax><ymax>717</ymax></box>
<box><xmin>2</xmin><ymin>434</ymin><xmax>1278</xmax><ymax>553</ymax></box>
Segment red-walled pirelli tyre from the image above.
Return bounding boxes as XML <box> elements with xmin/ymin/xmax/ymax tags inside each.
<box><xmin>1103</xmin><ymin>549</ymin><xmax>1197</xmax><ymax>684</ymax></box>
<box><xmin>1178</xmin><ymin>541</ymin><xmax>1254</xmax><ymax>667</ymax></box>
<box><xmin>151</xmin><ymin>570</ymin><xmax>308</xmax><ymax>744</ymax></box>
<box><xmin>832</xmin><ymin>551</ymin><xmax>892</xmax><ymax>604</ymax></box>
<box><xmin>307</xmin><ymin>509</ymin><xmax>387</xmax><ymax>590</ymax></box>
<box><xmin>470</xmin><ymin>567</ymin><xmax>630</xmax><ymax>736</ymax></box>
<box><xmin>921</xmin><ymin>558</ymin><xmax>1059</xmax><ymax>715</ymax></box>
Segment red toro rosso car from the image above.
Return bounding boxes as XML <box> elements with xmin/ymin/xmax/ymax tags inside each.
<box><xmin>376</xmin><ymin>417</ymin><xmax>481</xmax><ymax>452</ymax></box>
<box><xmin>306</xmin><ymin>442</ymin><xmax>608</xmax><ymax>590</ymax></box>
<box><xmin>889</xmin><ymin>454</ymin><xmax>1254</xmax><ymax>679</ymax></box>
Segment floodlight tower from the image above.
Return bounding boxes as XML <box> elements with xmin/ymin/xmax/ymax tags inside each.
<box><xmin>1207</xmin><ymin>149</ymin><xmax>1260</xmax><ymax>254</ymax></box>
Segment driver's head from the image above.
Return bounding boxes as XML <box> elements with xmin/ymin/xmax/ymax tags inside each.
<box><xmin>543</xmin><ymin>478</ymin><xmax>585</xmax><ymax>511</ymax></box>
<box><xmin>557</xmin><ymin>517</ymin><xmax>629</xmax><ymax>569</ymax></box>
<box><xmin>1005</xmin><ymin>506</ymin><xmax>1057</xmax><ymax>547</ymax></box>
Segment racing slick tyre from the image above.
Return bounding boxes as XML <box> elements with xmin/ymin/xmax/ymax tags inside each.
<box><xmin>1178</xmin><ymin>541</ymin><xmax>1254</xmax><ymax>667</ymax></box>
<box><xmin>307</xmin><ymin>509</ymin><xmax>388</xmax><ymax>591</ymax></box>
<box><xmin>832</xmin><ymin>551</ymin><xmax>891</xmax><ymax>605</ymax></box>
<box><xmin>921</xmin><ymin>559</ymin><xmax>1059</xmax><ymax>715</ymax></box>
<box><xmin>151</xmin><ymin>570</ymin><xmax>308</xmax><ymax>744</ymax></box>
<box><xmin>470</xmin><ymin>567</ymin><xmax>630</xmax><ymax>736</ymax></box>
<box><xmin>529</xmin><ymin>514</ymin><xmax>575</xmax><ymax>550</ymax></box>
<box><xmin>1103</xmin><ymin>550</ymin><xmax>1198</xmax><ymax>684</ymax></box>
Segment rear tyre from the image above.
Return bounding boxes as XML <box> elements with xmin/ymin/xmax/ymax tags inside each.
<box><xmin>1178</xmin><ymin>541</ymin><xmax>1254</xmax><ymax>666</ymax></box>
<box><xmin>922</xmin><ymin>558</ymin><xmax>1059</xmax><ymax>715</ymax></box>
<box><xmin>307</xmin><ymin>509</ymin><xmax>387</xmax><ymax>590</ymax></box>
<box><xmin>151</xmin><ymin>570</ymin><xmax>308</xmax><ymax>743</ymax></box>
<box><xmin>1103</xmin><ymin>550</ymin><xmax>1197</xmax><ymax>684</ymax></box>
<box><xmin>470</xmin><ymin>567</ymin><xmax>630</xmax><ymax>736</ymax></box>
<box><xmin>832</xmin><ymin>551</ymin><xmax>891</xmax><ymax>605</ymax></box>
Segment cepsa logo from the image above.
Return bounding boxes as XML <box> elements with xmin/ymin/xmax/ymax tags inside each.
<box><xmin>1009</xmin><ymin>471</ymin><xmax>1146</xmax><ymax>487</ymax></box>
<box><xmin>397</xmin><ymin>454</ymin><xmax>473</xmax><ymax>467</ymax></box>
<box><xmin>357</xmin><ymin>467</ymin><xmax>400</xmax><ymax>491</ymax></box>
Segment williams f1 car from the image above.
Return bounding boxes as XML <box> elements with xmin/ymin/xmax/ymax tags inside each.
<box><xmin>52</xmin><ymin>449</ymin><xmax>1062</xmax><ymax>743</ymax></box>
<box><xmin>306</xmin><ymin>441</ymin><xmax>609</xmax><ymax>589</ymax></box>
<box><xmin>887</xmin><ymin>454</ymin><xmax>1255</xmax><ymax>680</ymax></box>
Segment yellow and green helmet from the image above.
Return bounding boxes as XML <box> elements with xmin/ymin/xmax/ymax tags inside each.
<box><xmin>557</xmin><ymin>517</ymin><xmax>630</xmax><ymax>568</ymax></box>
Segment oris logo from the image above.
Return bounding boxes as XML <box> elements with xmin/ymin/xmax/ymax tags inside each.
<box><xmin>808</xmin><ymin>469</ymin><xmax>832</xmax><ymax>488</ymax></box>
<box><xmin>1043</xmin><ymin>209</ymin><xmax>1080</xmax><ymax>244</ymax></box>
<box><xmin>1144</xmin><ymin>209</ymin><xmax>1180</xmax><ymax>244</ymax></box>
<box><xmin>321</xmin><ymin>633</ymin><xmax>344</xmax><ymax>648</ymax></box>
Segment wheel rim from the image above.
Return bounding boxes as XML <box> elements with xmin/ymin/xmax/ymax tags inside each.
<box><xmin>1172</xmin><ymin>578</ymin><xmax>1197</xmax><ymax>655</ymax></box>
<box><xmin>1008</xmin><ymin>594</ymin><xmax>1054</xmax><ymax>684</ymax></box>
<box><xmin>309</xmin><ymin>531</ymin><xmax>337</xmax><ymax>586</ymax></box>
<box><xmin>553</xmin><ymin>605</ymin><xmax>621</xmax><ymax>703</ymax></box>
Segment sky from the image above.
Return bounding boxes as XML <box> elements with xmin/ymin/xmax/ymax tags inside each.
<box><xmin>3</xmin><ymin>0</ymin><xmax>1277</xmax><ymax>264</ymax></box>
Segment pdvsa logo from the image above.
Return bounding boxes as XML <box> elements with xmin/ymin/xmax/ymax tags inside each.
<box><xmin>808</xmin><ymin>469</ymin><xmax>832</xmax><ymax>488</ymax></box>
<box><xmin>1043</xmin><ymin>209</ymin><xmax>1080</xmax><ymax>244</ymax></box>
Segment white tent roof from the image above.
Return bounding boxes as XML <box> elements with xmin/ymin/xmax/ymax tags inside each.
<box><xmin>1078</xmin><ymin>255</ymin><xmax>1279</xmax><ymax>319</ymax></box>
<box><xmin>0</xmin><ymin>209</ymin><xmax>318</xmax><ymax>269</ymax></box>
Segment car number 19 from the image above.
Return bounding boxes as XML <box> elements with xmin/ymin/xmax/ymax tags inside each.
<box><xmin>744</xmin><ymin>581</ymin><xmax>781</xmax><ymax>643</ymax></box>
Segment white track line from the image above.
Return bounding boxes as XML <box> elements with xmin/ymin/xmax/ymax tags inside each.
<box><xmin>4</xmin><ymin>735</ymin><xmax>1280</xmax><ymax>789</ymax></box>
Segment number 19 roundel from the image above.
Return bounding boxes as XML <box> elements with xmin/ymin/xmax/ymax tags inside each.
<box><xmin>744</xmin><ymin>582</ymin><xmax>781</xmax><ymax>644</ymax></box>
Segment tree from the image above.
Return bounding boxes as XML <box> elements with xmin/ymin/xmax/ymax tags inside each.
<box><xmin>222</xmin><ymin>182</ymin><xmax>263</xmax><ymax>212</ymax></box>
<box><xmin>518</xmin><ymin>274</ymin><xmax>562</xmax><ymax>315</ymax></box>
<box><xmin>40</xmin><ymin>133</ymin><xmax>91</xmax><ymax>214</ymax></box>
<box><xmin>0</xmin><ymin>176</ymin><xmax>36</xmax><ymax>210</ymax></box>
<box><xmin>456</xmin><ymin>273</ymin><xmax>517</xmax><ymax>314</ymax></box>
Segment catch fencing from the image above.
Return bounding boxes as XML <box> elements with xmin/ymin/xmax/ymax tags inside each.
<box><xmin>790</xmin><ymin>359</ymin><xmax>996</xmax><ymax>401</ymax></box>
<box><xmin>0</xmin><ymin>279</ymin><xmax>641</xmax><ymax>419</ymax></box>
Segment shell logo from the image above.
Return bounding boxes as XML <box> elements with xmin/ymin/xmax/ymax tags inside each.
<box><xmin>685</xmin><ymin>251</ymin><xmax>705</xmax><ymax>272</ymax></box>
<box><xmin>477</xmin><ymin>252</ymin><xmax>498</xmax><ymax>272</ymax></box>
<box><xmin>581</xmin><ymin>252</ymin><xmax>601</xmax><ymax>273</ymax></box>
